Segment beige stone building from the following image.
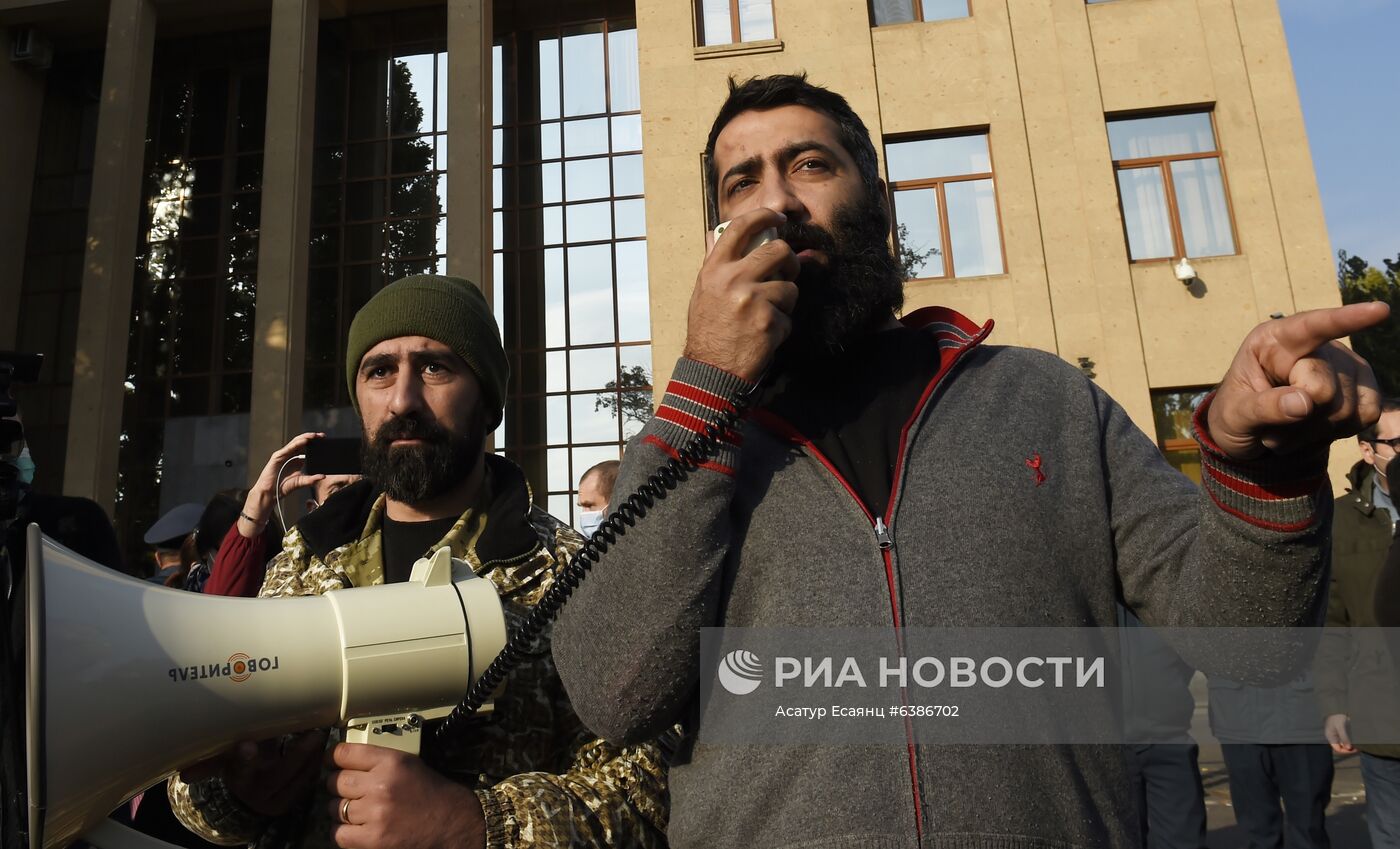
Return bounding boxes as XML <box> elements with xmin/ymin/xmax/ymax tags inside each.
<box><xmin>0</xmin><ymin>0</ymin><xmax>1341</xmax><ymax>566</ymax></box>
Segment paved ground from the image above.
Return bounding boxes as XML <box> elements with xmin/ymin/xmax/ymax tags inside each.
<box><xmin>1187</xmin><ymin>675</ymin><xmax>1373</xmax><ymax>848</ymax></box>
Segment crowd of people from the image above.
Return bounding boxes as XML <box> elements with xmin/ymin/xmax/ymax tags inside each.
<box><xmin>4</xmin><ymin>73</ymin><xmax>1399</xmax><ymax>849</ymax></box>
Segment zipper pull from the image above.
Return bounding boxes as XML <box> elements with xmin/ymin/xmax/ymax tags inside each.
<box><xmin>874</xmin><ymin>517</ymin><xmax>893</xmax><ymax>551</ymax></box>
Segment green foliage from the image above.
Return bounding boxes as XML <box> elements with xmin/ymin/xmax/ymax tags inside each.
<box><xmin>385</xmin><ymin>60</ymin><xmax>441</xmax><ymax>277</ymax></box>
<box><xmin>1338</xmin><ymin>250</ymin><xmax>1400</xmax><ymax>395</ymax></box>
<box><xmin>594</xmin><ymin>365</ymin><xmax>655</xmax><ymax>427</ymax></box>
<box><xmin>896</xmin><ymin>223</ymin><xmax>939</xmax><ymax>281</ymax></box>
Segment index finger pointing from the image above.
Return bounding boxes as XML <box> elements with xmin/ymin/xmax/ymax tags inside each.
<box><xmin>1267</xmin><ymin>302</ymin><xmax>1391</xmax><ymax>359</ymax></box>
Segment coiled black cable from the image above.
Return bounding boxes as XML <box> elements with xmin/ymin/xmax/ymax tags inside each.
<box><xmin>430</xmin><ymin>377</ymin><xmax>763</xmax><ymax>745</ymax></box>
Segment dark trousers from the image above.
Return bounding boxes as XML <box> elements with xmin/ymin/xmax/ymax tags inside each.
<box><xmin>1221</xmin><ymin>743</ymin><xmax>1334</xmax><ymax>849</ymax></box>
<box><xmin>1126</xmin><ymin>743</ymin><xmax>1207</xmax><ymax>849</ymax></box>
<box><xmin>1361</xmin><ymin>752</ymin><xmax>1400</xmax><ymax>849</ymax></box>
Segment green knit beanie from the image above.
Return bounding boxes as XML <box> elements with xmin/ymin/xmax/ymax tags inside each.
<box><xmin>345</xmin><ymin>274</ymin><xmax>509</xmax><ymax>429</ymax></box>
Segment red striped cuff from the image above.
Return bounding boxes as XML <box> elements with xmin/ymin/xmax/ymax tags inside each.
<box><xmin>1192</xmin><ymin>391</ymin><xmax>1328</xmax><ymax>532</ymax></box>
<box><xmin>638</xmin><ymin>357</ymin><xmax>755</xmax><ymax>476</ymax></box>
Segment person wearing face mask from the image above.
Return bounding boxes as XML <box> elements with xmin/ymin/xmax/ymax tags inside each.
<box><xmin>2</xmin><ymin>415</ymin><xmax>125</xmax><ymax>575</ymax></box>
<box><xmin>1316</xmin><ymin>397</ymin><xmax>1400</xmax><ymax>849</ymax></box>
<box><xmin>576</xmin><ymin>460</ymin><xmax>619</xmax><ymax>538</ymax></box>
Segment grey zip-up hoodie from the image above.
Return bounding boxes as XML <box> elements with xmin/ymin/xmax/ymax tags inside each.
<box><xmin>554</xmin><ymin>307</ymin><xmax>1331</xmax><ymax>849</ymax></box>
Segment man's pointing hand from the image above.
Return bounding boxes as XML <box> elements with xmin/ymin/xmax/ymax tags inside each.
<box><xmin>1207</xmin><ymin>302</ymin><xmax>1390</xmax><ymax>460</ymax></box>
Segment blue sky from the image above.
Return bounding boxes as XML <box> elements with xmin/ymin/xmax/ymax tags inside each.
<box><xmin>1278</xmin><ymin>0</ymin><xmax>1399</xmax><ymax>271</ymax></box>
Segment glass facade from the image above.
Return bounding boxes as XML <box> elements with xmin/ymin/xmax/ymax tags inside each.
<box><xmin>492</xmin><ymin>9</ymin><xmax>653</xmax><ymax>525</ymax></box>
<box><xmin>116</xmin><ymin>30</ymin><xmax>270</xmax><ymax>565</ymax></box>
<box><xmin>302</xmin><ymin>9</ymin><xmax>450</xmax><ymax>418</ymax></box>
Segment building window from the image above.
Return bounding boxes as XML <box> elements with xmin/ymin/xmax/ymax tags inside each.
<box><xmin>117</xmin><ymin>31</ymin><xmax>269</xmax><ymax>564</ymax></box>
<box><xmin>696</xmin><ymin>0</ymin><xmax>775</xmax><ymax>46</ymax></box>
<box><xmin>493</xmin><ymin>14</ymin><xmax>653</xmax><ymax>525</ymax></box>
<box><xmin>871</xmin><ymin>0</ymin><xmax>969</xmax><ymax>26</ymax></box>
<box><xmin>1150</xmin><ymin>388</ymin><xmax>1210</xmax><ymax>485</ymax></box>
<box><xmin>1108</xmin><ymin>111</ymin><xmax>1236</xmax><ymax>261</ymax></box>
<box><xmin>302</xmin><ymin>9</ymin><xmax>449</xmax><ymax>417</ymax></box>
<box><xmin>885</xmin><ymin>132</ymin><xmax>1005</xmax><ymax>279</ymax></box>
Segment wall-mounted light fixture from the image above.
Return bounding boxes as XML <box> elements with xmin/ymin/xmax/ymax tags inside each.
<box><xmin>1174</xmin><ymin>257</ymin><xmax>1198</xmax><ymax>286</ymax></box>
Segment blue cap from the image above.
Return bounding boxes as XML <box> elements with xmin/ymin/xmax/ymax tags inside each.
<box><xmin>142</xmin><ymin>502</ymin><xmax>205</xmax><ymax>547</ymax></box>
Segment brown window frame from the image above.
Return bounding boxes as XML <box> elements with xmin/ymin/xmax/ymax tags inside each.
<box><xmin>695</xmin><ymin>0</ymin><xmax>777</xmax><ymax>47</ymax></box>
<box><xmin>869</xmin><ymin>0</ymin><xmax>972</xmax><ymax>27</ymax></box>
<box><xmin>303</xmin><ymin>10</ymin><xmax>451</xmax><ymax>411</ymax></box>
<box><xmin>886</xmin><ymin>130</ymin><xmax>1007</xmax><ymax>281</ymax></box>
<box><xmin>1109</xmin><ymin>110</ymin><xmax>1240</xmax><ymax>263</ymax></box>
<box><xmin>493</xmin><ymin>17</ymin><xmax>655</xmax><ymax>526</ymax></box>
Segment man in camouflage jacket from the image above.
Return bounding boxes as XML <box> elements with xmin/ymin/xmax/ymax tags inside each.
<box><xmin>168</xmin><ymin>274</ymin><xmax>669</xmax><ymax>849</ymax></box>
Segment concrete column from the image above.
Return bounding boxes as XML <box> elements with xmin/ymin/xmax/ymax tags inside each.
<box><xmin>0</xmin><ymin>26</ymin><xmax>46</xmax><ymax>350</ymax></box>
<box><xmin>246</xmin><ymin>0</ymin><xmax>318</xmax><ymax>484</ymax></box>
<box><xmin>63</xmin><ymin>0</ymin><xmax>156</xmax><ymax>510</ymax></box>
<box><xmin>446</xmin><ymin>0</ymin><xmax>493</xmax><ymax>294</ymax></box>
<box><xmin>446</xmin><ymin>0</ymin><xmax>496</xmax><ymax>455</ymax></box>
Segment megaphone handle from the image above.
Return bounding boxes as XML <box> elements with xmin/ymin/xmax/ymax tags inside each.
<box><xmin>79</xmin><ymin>819</ymin><xmax>195</xmax><ymax>849</ymax></box>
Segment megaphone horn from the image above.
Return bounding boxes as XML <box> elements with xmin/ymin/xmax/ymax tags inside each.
<box><xmin>20</xmin><ymin>525</ymin><xmax>505</xmax><ymax>849</ymax></box>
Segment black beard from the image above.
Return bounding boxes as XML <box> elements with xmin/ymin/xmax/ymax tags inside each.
<box><xmin>775</xmin><ymin>191</ymin><xmax>906</xmax><ymax>363</ymax></box>
<box><xmin>360</xmin><ymin>411</ymin><xmax>484</xmax><ymax>505</ymax></box>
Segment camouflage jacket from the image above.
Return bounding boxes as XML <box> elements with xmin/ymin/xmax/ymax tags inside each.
<box><xmin>169</xmin><ymin>455</ymin><xmax>669</xmax><ymax>849</ymax></box>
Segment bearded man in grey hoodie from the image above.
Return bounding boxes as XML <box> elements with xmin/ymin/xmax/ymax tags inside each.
<box><xmin>553</xmin><ymin>74</ymin><xmax>1387</xmax><ymax>849</ymax></box>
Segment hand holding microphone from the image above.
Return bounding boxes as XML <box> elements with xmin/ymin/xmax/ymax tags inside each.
<box><xmin>682</xmin><ymin>208</ymin><xmax>799</xmax><ymax>382</ymax></box>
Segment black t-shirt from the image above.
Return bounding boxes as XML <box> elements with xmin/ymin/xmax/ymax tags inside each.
<box><xmin>380</xmin><ymin>515</ymin><xmax>458</xmax><ymax>584</ymax></box>
<box><xmin>765</xmin><ymin>326</ymin><xmax>942</xmax><ymax>519</ymax></box>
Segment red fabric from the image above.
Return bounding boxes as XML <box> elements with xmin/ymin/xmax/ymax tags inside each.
<box><xmin>665</xmin><ymin>380</ymin><xmax>736</xmax><ymax>416</ymax></box>
<box><xmin>203</xmin><ymin>523</ymin><xmax>270</xmax><ymax>597</ymax></box>
<box><xmin>654</xmin><ymin>405</ymin><xmax>744</xmax><ymax>444</ymax></box>
<box><xmin>641</xmin><ymin>435</ymin><xmax>736</xmax><ymax>477</ymax></box>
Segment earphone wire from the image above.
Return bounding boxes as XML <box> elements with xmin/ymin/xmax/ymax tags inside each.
<box><xmin>273</xmin><ymin>454</ymin><xmax>305</xmax><ymax>535</ymax></box>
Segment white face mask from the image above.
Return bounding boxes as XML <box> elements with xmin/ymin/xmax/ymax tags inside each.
<box><xmin>15</xmin><ymin>447</ymin><xmax>35</xmax><ymax>486</ymax></box>
<box><xmin>578</xmin><ymin>510</ymin><xmax>605</xmax><ymax>538</ymax></box>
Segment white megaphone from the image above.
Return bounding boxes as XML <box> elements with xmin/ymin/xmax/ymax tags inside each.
<box><xmin>18</xmin><ymin>524</ymin><xmax>507</xmax><ymax>849</ymax></box>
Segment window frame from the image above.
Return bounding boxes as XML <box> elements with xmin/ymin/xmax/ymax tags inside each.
<box><xmin>303</xmin><ymin>11</ymin><xmax>451</xmax><ymax>410</ymax></box>
<box><xmin>885</xmin><ymin>129</ymin><xmax>1008</xmax><ymax>281</ymax></box>
<box><xmin>1108</xmin><ymin>109</ymin><xmax>1240</xmax><ymax>263</ymax></box>
<box><xmin>695</xmin><ymin>0</ymin><xmax>778</xmax><ymax>47</ymax></box>
<box><xmin>869</xmin><ymin>0</ymin><xmax>972</xmax><ymax>27</ymax></box>
<box><xmin>492</xmin><ymin>18</ymin><xmax>655</xmax><ymax>525</ymax></box>
<box><xmin>1150</xmin><ymin>386</ymin><xmax>1212</xmax><ymax>486</ymax></box>
<box><xmin>130</xmin><ymin>43</ymin><xmax>269</xmax><ymax>421</ymax></box>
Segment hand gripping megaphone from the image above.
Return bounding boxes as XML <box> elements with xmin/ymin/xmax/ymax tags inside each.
<box><xmin>13</xmin><ymin>524</ymin><xmax>507</xmax><ymax>849</ymax></box>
